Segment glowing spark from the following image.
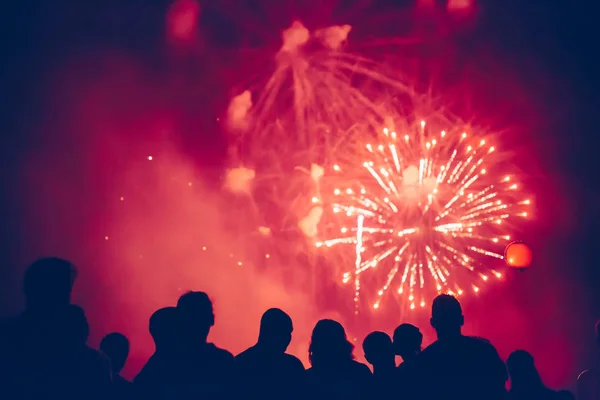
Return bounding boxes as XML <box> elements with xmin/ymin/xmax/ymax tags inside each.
<box><xmin>317</xmin><ymin>120</ymin><xmax>529</xmax><ymax>312</ymax></box>
<box><xmin>223</xmin><ymin>167</ymin><xmax>256</xmax><ymax>195</ymax></box>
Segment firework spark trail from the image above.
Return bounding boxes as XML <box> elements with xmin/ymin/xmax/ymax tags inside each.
<box><xmin>224</xmin><ymin>21</ymin><xmax>425</xmax><ymax>241</ymax></box>
<box><xmin>227</xmin><ymin>21</ymin><xmax>418</xmax><ymax>166</ymax></box>
<box><xmin>315</xmin><ymin>118</ymin><xmax>530</xmax><ymax>312</ymax></box>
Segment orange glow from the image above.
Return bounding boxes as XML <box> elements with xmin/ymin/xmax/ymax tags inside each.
<box><xmin>505</xmin><ymin>241</ymin><xmax>533</xmax><ymax>269</ymax></box>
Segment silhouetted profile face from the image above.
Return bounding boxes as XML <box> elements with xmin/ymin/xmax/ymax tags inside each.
<box><xmin>100</xmin><ymin>332</ymin><xmax>130</xmax><ymax>374</ymax></box>
<box><xmin>507</xmin><ymin>350</ymin><xmax>539</xmax><ymax>384</ymax></box>
<box><xmin>177</xmin><ymin>291</ymin><xmax>214</xmax><ymax>342</ymax></box>
<box><xmin>430</xmin><ymin>294</ymin><xmax>464</xmax><ymax>335</ymax></box>
<box><xmin>23</xmin><ymin>257</ymin><xmax>76</xmax><ymax>311</ymax></box>
<box><xmin>149</xmin><ymin>307</ymin><xmax>190</xmax><ymax>352</ymax></box>
<box><xmin>393</xmin><ymin>323</ymin><xmax>423</xmax><ymax>358</ymax></box>
<box><xmin>258</xmin><ymin>308</ymin><xmax>293</xmax><ymax>353</ymax></box>
<box><xmin>309</xmin><ymin>319</ymin><xmax>354</xmax><ymax>367</ymax></box>
<box><xmin>362</xmin><ymin>331</ymin><xmax>393</xmax><ymax>366</ymax></box>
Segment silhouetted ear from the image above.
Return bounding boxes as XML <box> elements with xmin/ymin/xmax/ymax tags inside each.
<box><xmin>459</xmin><ymin>315</ymin><xmax>464</xmax><ymax>327</ymax></box>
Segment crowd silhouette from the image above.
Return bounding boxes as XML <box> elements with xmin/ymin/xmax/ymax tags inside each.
<box><xmin>0</xmin><ymin>257</ymin><xmax>592</xmax><ymax>399</ymax></box>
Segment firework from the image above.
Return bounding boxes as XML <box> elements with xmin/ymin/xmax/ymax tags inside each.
<box><xmin>315</xmin><ymin>118</ymin><xmax>530</xmax><ymax>314</ymax></box>
<box><xmin>224</xmin><ymin>20</ymin><xmax>419</xmax><ymax>239</ymax></box>
<box><xmin>227</xmin><ymin>21</ymin><xmax>415</xmax><ymax>167</ymax></box>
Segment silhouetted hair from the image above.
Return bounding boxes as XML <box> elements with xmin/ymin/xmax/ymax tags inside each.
<box><xmin>362</xmin><ymin>331</ymin><xmax>392</xmax><ymax>358</ymax></box>
<box><xmin>432</xmin><ymin>294</ymin><xmax>462</xmax><ymax>319</ymax></box>
<box><xmin>149</xmin><ymin>307</ymin><xmax>188</xmax><ymax>350</ymax></box>
<box><xmin>260</xmin><ymin>308</ymin><xmax>293</xmax><ymax>336</ymax></box>
<box><xmin>309</xmin><ymin>319</ymin><xmax>354</xmax><ymax>368</ymax></box>
<box><xmin>23</xmin><ymin>257</ymin><xmax>76</xmax><ymax>308</ymax></box>
<box><xmin>177</xmin><ymin>291</ymin><xmax>214</xmax><ymax>327</ymax></box>
<box><xmin>507</xmin><ymin>350</ymin><xmax>542</xmax><ymax>387</ymax></box>
<box><xmin>393</xmin><ymin>323</ymin><xmax>423</xmax><ymax>355</ymax></box>
<box><xmin>100</xmin><ymin>332</ymin><xmax>130</xmax><ymax>374</ymax></box>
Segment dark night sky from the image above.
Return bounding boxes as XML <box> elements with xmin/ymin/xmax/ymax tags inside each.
<box><xmin>1</xmin><ymin>0</ymin><xmax>599</xmax><ymax>382</ymax></box>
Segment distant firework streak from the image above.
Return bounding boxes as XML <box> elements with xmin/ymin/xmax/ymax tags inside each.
<box><xmin>315</xmin><ymin>120</ymin><xmax>530</xmax><ymax>314</ymax></box>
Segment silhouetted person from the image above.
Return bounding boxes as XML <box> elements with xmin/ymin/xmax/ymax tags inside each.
<box><xmin>100</xmin><ymin>332</ymin><xmax>132</xmax><ymax>398</ymax></box>
<box><xmin>392</xmin><ymin>323</ymin><xmax>423</xmax><ymax>397</ymax></box>
<box><xmin>2</xmin><ymin>258</ymin><xmax>77</xmax><ymax>347</ymax></box>
<box><xmin>236</xmin><ymin>308</ymin><xmax>305</xmax><ymax>399</ymax></box>
<box><xmin>176</xmin><ymin>291</ymin><xmax>235</xmax><ymax>380</ymax></box>
<box><xmin>1</xmin><ymin>258</ymin><xmax>110</xmax><ymax>399</ymax></box>
<box><xmin>136</xmin><ymin>292</ymin><xmax>233</xmax><ymax>398</ymax></box>
<box><xmin>135</xmin><ymin>307</ymin><xmax>202</xmax><ymax>398</ymax></box>
<box><xmin>507</xmin><ymin>350</ymin><xmax>566</xmax><ymax>400</ymax></box>
<box><xmin>363</xmin><ymin>331</ymin><xmax>395</xmax><ymax>397</ymax></box>
<box><xmin>578</xmin><ymin>320</ymin><xmax>600</xmax><ymax>400</ymax></box>
<box><xmin>416</xmin><ymin>294</ymin><xmax>508</xmax><ymax>400</ymax></box>
<box><xmin>393</xmin><ymin>323</ymin><xmax>422</xmax><ymax>366</ymax></box>
<box><xmin>305</xmin><ymin>319</ymin><xmax>371</xmax><ymax>400</ymax></box>
<box><xmin>49</xmin><ymin>305</ymin><xmax>112</xmax><ymax>398</ymax></box>
<box><xmin>363</xmin><ymin>331</ymin><xmax>395</xmax><ymax>376</ymax></box>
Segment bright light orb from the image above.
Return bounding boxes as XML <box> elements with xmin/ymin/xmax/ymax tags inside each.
<box><xmin>504</xmin><ymin>241</ymin><xmax>533</xmax><ymax>269</ymax></box>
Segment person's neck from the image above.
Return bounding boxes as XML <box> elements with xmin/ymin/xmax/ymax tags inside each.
<box><xmin>401</xmin><ymin>352</ymin><xmax>418</xmax><ymax>363</ymax></box>
<box><xmin>437</xmin><ymin>328</ymin><xmax>462</xmax><ymax>340</ymax></box>
<box><xmin>255</xmin><ymin>340</ymin><xmax>280</xmax><ymax>354</ymax></box>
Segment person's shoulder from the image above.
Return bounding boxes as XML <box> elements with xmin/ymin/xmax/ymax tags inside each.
<box><xmin>350</xmin><ymin>360</ymin><xmax>372</xmax><ymax>376</ymax></box>
<box><xmin>235</xmin><ymin>346</ymin><xmax>254</xmax><ymax>360</ymax></box>
<box><xmin>83</xmin><ymin>346</ymin><xmax>111</xmax><ymax>368</ymax></box>
<box><xmin>80</xmin><ymin>346</ymin><xmax>112</xmax><ymax>382</ymax></box>
<box><xmin>208</xmin><ymin>343</ymin><xmax>235</xmax><ymax>362</ymax></box>
<box><xmin>283</xmin><ymin>353</ymin><xmax>305</xmax><ymax>370</ymax></box>
<box><xmin>419</xmin><ymin>340</ymin><xmax>441</xmax><ymax>358</ymax></box>
<box><xmin>464</xmin><ymin>335</ymin><xmax>499</xmax><ymax>352</ymax></box>
<box><xmin>466</xmin><ymin>335</ymin><xmax>493</xmax><ymax>344</ymax></box>
<box><xmin>234</xmin><ymin>346</ymin><xmax>255</xmax><ymax>368</ymax></box>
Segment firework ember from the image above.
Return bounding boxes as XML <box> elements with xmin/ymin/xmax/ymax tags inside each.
<box><xmin>315</xmin><ymin>118</ymin><xmax>530</xmax><ymax>313</ymax></box>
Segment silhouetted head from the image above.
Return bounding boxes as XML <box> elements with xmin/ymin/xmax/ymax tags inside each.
<box><xmin>177</xmin><ymin>291</ymin><xmax>214</xmax><ymax>342</ymax></box>
<box><xmin>100</xmin><ymin>332</ymin><xmax>130</xmax><ymax>374</ymax></box>
<box><xmin>362</xmin><ymin>331</ymin><xmax>394</xmax><ymax>368</ymax></box>
<box><xmin>258</xmin><ymin>308</ymin><xmax>293</xmax><ymax>353</ymax></box>
<box><xmin>149</xmin><ymin>307</ymin><xmax>190</xmax><ymax>353</ymax></box>
<box><xmin>53</xmin><ymin>304</ymin><xmax>89</xmax><ymax>347</ymax></box>
<box><xmin>430</xmin><ymin>294</ymin><xmax>464</xmax><ymax>338</ymax></box>
<box><xmin>393</xmin><ymin>323</ymin><xmax>423</xmax><ymax>359</ymax></box>
<box><xmin>23</xmin><ymin>257</ymin><xmax>76</xmax><ymax>312</ymax></box>
<box><xmin>309</xmin><ymin>319</ymin><xmax>354</xmax><ymax>369</ymax></box>
<box><xmin>507</xmin><ymin>350</ymin><xmax>542</xmax><ymax>388</ymax></box>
